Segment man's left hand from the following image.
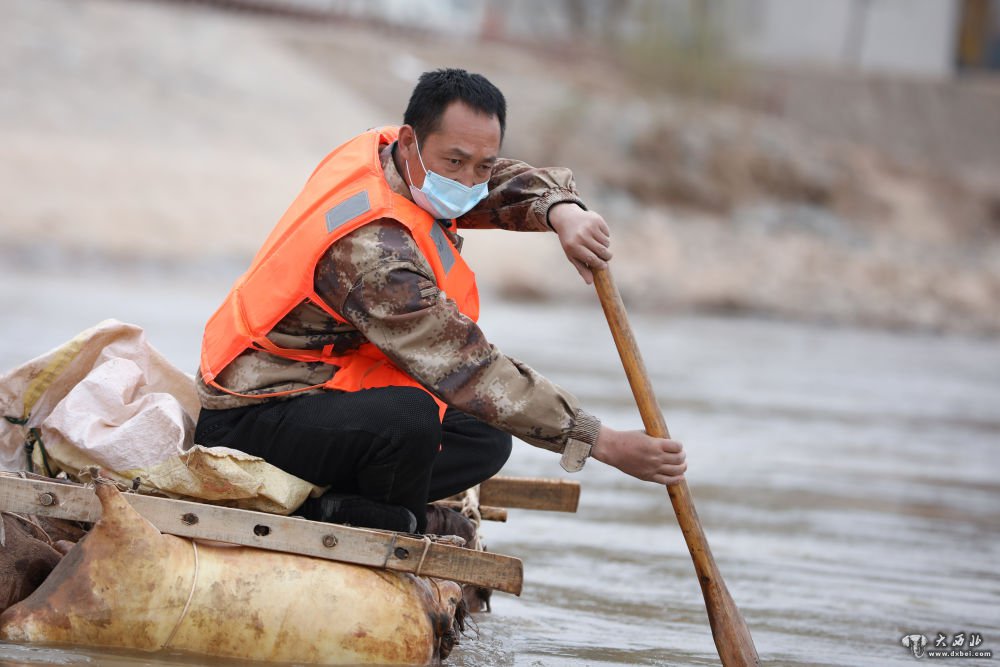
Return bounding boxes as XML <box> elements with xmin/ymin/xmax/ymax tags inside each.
<box><xmin>548</xmin><ymin>203</ymin><xmax>612</xmax><ymax>285</ymax></box>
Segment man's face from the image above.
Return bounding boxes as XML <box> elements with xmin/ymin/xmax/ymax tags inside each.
<box><xmin>399</xmin><ymin>101</ymin><xmax>501</xmax><ymax>189</ymax></box>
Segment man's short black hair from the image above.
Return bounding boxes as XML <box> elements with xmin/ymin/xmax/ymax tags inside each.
<box><xmin>403</xmin><ymin>68</ymin><xmax>506</xmax><ymax>143</ymax></box>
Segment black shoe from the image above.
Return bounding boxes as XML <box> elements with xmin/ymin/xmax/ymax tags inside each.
<box><xmin>299</xmin><ymin>493</ymin><xmax>417</xmax><ymax>533</ymax></box>
<box><xmin>425</xmin><ymin>505</ymin><xmax>476</xmax><ymax>544</ymax></box>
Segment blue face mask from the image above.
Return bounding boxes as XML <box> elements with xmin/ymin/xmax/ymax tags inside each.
<box><xmin>405</xmin><ymin>137</ymin><xmax>489</xmax><ymax>220</ymax></box>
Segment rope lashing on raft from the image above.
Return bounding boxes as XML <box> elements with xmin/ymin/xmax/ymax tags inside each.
<box><xmin>457</xmin><ymin>484</ymin><xmax>483</xmax><ymax>551</ymax></box>
<box><xmin>415</xmin><ymin>535</ymin><xmax>433</xmax><ymax>578</ymax></box>
<box><xmin>3</xmin><ymin>416</ymin><xmax>54</xmax><ymax>478</ymax></box>
<box><xmin>162</xmin><ymin>539</ymin><xmax>200</xmax><ymax>650</ymax></box>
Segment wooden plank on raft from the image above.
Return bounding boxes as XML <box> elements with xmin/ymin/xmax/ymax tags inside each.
<box><xmin>479</xmin><ymin>475</ymin><xmax>581</xmax><ymax>513</ymax></box>
<box><xmin>0</xmin><ymin>476</ymin><xmax>523</xmax><ymax>595</ymax></box>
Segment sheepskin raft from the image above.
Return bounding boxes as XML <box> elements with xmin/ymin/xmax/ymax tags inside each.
<box><xmin>0</xmin><ymin>481</ymin><xmax>463</xmax><ymax>665</ymax></box>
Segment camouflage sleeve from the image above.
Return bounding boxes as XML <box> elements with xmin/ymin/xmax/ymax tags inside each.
<box><xmin>314</xmin><ymin>219</ymin><xmax>601</xmax><ymax>454</ymax></box>
<box><xmin>456</xmin><ymin>158</ymin><xmax>587</xmax><ymax>232</ymax></box>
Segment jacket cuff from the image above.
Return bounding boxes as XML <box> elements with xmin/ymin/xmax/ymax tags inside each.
<box><xmin>560</xmin><ymin>409</ymin><xmax>601</xmax><ymax>473</ymax></box>
<box><xmin>531</xmin><ymin>189</ymin><xmax>586</xmax><ymax>231</ymax></box>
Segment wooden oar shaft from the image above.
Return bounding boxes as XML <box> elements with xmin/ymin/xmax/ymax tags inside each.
<box><xmin>593</xmin><ymin>268</ymin><xmax>759</xmax><ymax>667</ymax></box>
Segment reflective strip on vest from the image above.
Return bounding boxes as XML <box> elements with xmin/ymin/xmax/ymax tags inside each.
<box><xmin>429</xmin><ymin>223</ymin><xmax>455</xmax><ymax>274</ymax></box>
<box><xmin>326</xmin><ymin>190</ymin><xmax>371</xmax><ymax>233</ymax></box>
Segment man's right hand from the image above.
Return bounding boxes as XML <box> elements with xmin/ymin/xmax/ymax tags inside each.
<box><xmin>591</xmin><ymin>425</ymin><xmax>687</xmax><ymax>485</ymax></box>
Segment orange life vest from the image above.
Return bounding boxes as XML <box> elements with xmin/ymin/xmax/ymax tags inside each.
<box><xmin>199</xmin><ymin>126</ymin><xmax>479</xmax><ymax>417</ymax></box>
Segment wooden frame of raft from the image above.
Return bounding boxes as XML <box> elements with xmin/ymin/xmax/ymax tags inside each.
<box><xmin>0</xmin><ymin>475</ymin><xmax>580</xmax><ymax>596</ymax></box>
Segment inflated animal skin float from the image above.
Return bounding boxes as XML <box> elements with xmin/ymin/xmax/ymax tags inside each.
<box><xmin>0</xmin><ymin>480</ymin><xmax>464</xmax><ymax>665</ymax></box>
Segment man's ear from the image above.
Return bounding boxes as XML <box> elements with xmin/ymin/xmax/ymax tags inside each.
<box><xmin>397</xmin><ymin>125</ymin><xmax>416</xmax><ymax>158</ymax></box>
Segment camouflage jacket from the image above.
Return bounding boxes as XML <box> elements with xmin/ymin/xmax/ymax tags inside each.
<box><xmin>196</xmin><ymin>140</ymin><xmax>602</xmax><ymax>455</ymax></box>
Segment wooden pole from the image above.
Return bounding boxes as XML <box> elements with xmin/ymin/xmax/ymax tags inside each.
<box><xmin>592</xmin><ymin>267</ymin><xmax>760</xmax><ymax>666</ymax></box>
<box><xmin>478</xmin><ymin>476</ymin><xmax>580</xmax><ymax>513</ymax></box>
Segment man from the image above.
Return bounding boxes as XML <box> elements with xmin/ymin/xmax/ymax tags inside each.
<box><xmin>195</xmin><ymin>69</ymin><xmax>686</xmax><ymax>534</ymax></box>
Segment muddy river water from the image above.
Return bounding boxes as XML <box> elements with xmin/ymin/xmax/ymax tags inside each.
<box><xmin>0</xmin><ymin>264</ymin><xmax>997</xmax><ymax>666</ymax></box>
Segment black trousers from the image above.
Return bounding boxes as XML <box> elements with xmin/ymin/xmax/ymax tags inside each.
<box><xmin>194</xmin><ymin>387</ymin><xmax>512</xmax><ymax>531</ymax></box>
